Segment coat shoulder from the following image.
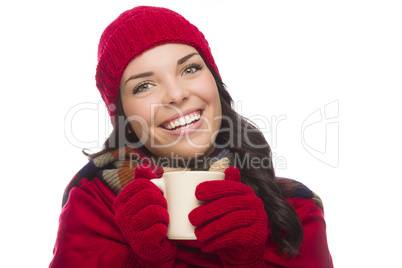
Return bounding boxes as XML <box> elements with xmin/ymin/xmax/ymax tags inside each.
<box><xmin>276</xmin><ymin>177</ymin><xmax>324</xmax><ymax>212</ymax></box>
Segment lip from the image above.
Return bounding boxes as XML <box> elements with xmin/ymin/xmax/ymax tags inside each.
<box><xmin>158</xmin><ymin>109</ymin><xmax>205</xmax><ymax>136</ymax></box>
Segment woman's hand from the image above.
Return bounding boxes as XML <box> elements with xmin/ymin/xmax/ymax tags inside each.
<box><xmin>113</xmin><ymin>164</ymin><xmax>176</xmax><ymax>266</ymax></box>
<box><xmin>189</xmin><ymin>167</ymin><xmax>268</xmax><ymax>266</ymax></box>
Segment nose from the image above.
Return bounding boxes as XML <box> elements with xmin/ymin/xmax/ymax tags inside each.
<box><xmin>162</xmin><ymin>79</ymin><xmax>190</xmax><ymax>106</ymax></box>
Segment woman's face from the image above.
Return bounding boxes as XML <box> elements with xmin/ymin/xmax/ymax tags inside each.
<box><xmin>120</xmin><ymin>43</ymin><xmax>222</xmax><ymax>159</ymax></box>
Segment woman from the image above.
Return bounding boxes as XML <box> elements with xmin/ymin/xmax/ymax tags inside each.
<box><xmin>50</xmin><ymin>6</ymin><xmax>333</xmax><ymax>267</ymax></box>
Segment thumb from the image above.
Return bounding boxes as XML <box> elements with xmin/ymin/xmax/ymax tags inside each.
<box><xmin>224</xmin><ymin>166</ymin><xmax>241</xmax><ymax>182</ymax></box>
<box><xmin>134</xmin><ymin>164</ymin><xmax>160</xmax><ymax>180</ymax></box>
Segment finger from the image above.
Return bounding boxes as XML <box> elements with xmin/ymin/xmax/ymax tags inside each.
<box><xmin>114</xmin><ymin>178</ymin><xmax>161</xmax><ymax>207</ymax></box>
<box><xmin>134</xmin><ymin>226</ymin><xmax>177</xmax><ymax>262</ymax></box>
<box><xmin>195</xmin><ymin>180</ymin><xmax>252</xmax><ymax>202</ymax></box>
<box><xmin>115</xmin><ymin>204</ymin><xmax>168</xmax><ymax>235</ymax></box>
<box><xmin>134</xmin><ymin>164</ymin><xmax>158</xmax><ymax>180</ymax></box>
<box><xmin>224</xmin><ymin>166</ymin><xmax>241</xmax><ymax>182</ymax></box>
<box><xmin>119</xmin><ymin>187</ymin><xmax>167</xmax><ymax>216</ymax></box>
<box><xmin>133</xmin><ymin>223</ymin><xmax>169</xmax><ymax>253</ymax></box>
<box><xmin>201</xmin><ymin>226</ymin><xmax>265</xmax><ymax>253</ymax></box>
<box><xmin>131</xmin><ymin>204</ymin><xmax>169</xmax><ymax>231</ymax></box>
<box><xmin>194</xmin><ymin>210</ymin><xmax>254</xmax><ymax>243</ymax></box>
<box><xmin>189</xmin><ymin>194</ymin><xmax>252</xmax><ymax>227</ymax></box>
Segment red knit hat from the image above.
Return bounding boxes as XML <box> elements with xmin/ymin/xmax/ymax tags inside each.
<box><xmin>95</xmin><ymin>6</ymin><xmax>220</xmax><ymax>123</ymax></box>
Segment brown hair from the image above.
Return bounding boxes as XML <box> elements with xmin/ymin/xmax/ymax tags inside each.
<box><xmin>85</xmin><ymin>64</ymin><xmax>303</xmax><ymax>257</ymax></box>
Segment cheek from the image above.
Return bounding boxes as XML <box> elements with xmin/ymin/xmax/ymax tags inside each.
<box><xmin>200</xmin><ymin>81</ymin><xmax>222</xmax><ymax>130</ymax></box>
<box><xmin>208</xmin><ymin>86</ymin><xmax>222</xmax><ymax>116</ymax></box>
<box><xmin>122</xmin><ymin>100</ymin><xmax>152</xmax><ymax>136</ymax></box>
<box><xmin>198</xmin><ymin>75</ymin><xmax>221</xmax><ymax>109</ymax></box>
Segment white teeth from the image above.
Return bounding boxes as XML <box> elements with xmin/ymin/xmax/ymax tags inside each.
<box><xmin>163</xmin><ymin>111</ymin><xmax>201</xmax><ymax>130</ymax></box>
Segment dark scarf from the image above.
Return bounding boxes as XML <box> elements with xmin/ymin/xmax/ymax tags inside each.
<box><xmin>62</xmin><ymin>146</ymin><xmax>232</xmax><ymax>207</ymax></box>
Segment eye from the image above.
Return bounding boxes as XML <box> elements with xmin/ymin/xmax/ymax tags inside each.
<box><xmin>182</xmin><ymin>63</ymin><xmax>203</xmax><ymax>75</ymax></box>
<box><xmin>133</xmin><ymin>82</ymin><xmax>154</xmax><ymax>94</ymax></box>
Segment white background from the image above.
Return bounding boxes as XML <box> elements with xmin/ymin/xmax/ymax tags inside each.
<box><xmin>1</xmin><ymin>0</ymin><xmax>401</xmax><ymax>267</ymax></box>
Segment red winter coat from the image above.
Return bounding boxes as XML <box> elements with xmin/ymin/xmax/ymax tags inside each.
<box><xmin>50</xmin><ymin>178</ymin><xmax>333</xmax><ymax>267</ymax></box>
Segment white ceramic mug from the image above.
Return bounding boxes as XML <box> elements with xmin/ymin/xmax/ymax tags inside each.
<box><xmin>150</xmin><ymin>171</ymin><xmax>225</xmax><ymax>240</ymax></box>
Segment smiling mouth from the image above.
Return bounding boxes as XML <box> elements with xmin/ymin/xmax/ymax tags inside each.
<box><xmin>162</xmin><ymin>110</ymin><xmax>203</xmax><ymax>130</ymax></box>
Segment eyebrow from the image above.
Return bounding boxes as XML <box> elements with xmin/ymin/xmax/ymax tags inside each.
<box><xmin>124</xmin><ymin>52</ymin><xmax>200</xmax><ymax>85</ymax></box>
<box><xmin>125</xmin><ymin>71</ymin><xmax>154</xmax><ymax>85</ymax></box>
<box><xmin>177</xmin><ymin>52</ymin><xmax>199</xmax><ymax>65</ymax></box>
